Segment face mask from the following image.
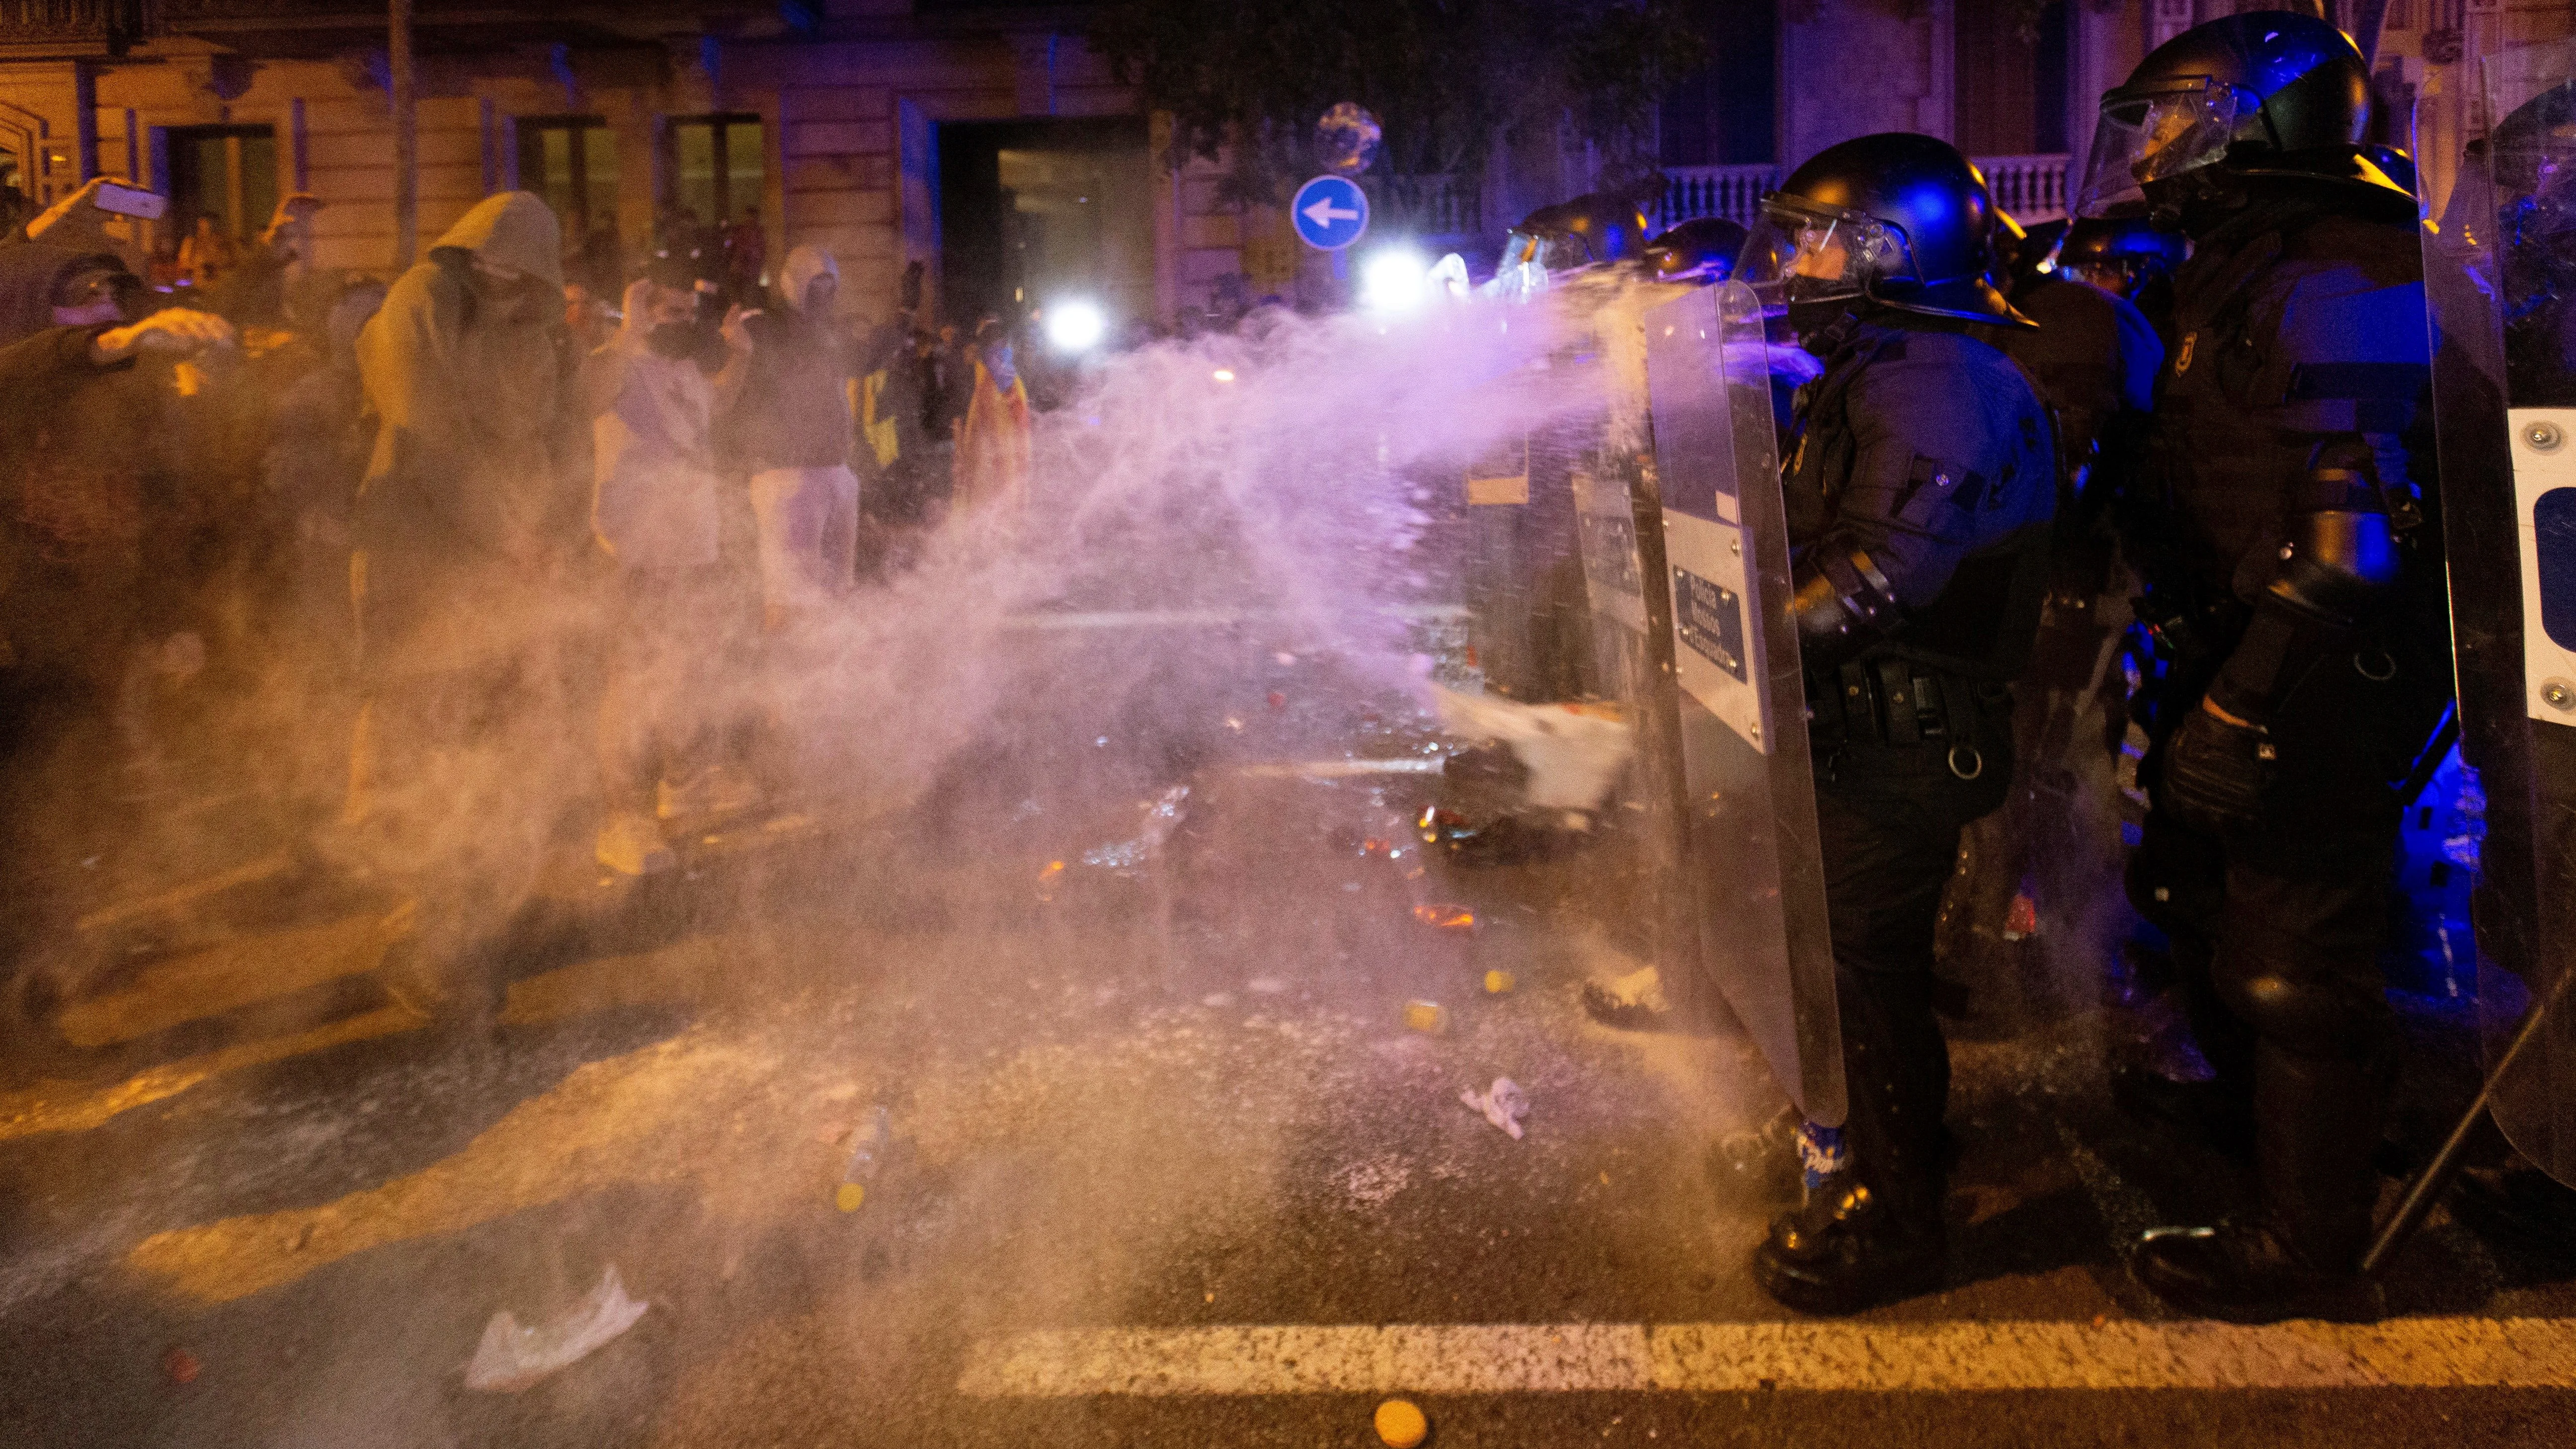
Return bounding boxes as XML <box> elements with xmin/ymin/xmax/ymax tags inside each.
<box><xmin>647</xmin><ymin>322</ymin><xmax>701</xmax><ymax>359</ymax></box>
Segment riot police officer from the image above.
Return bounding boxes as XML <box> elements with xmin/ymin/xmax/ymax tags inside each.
<box><xmin>1935</xmin><ymin>213</ymin><xmax>2165</xmax><ymax>981</ymax></box>
<box><xmin>1736</xmin><ymin>133</ymin><xmax>2058</xmax><ymax>1313</ymax></box>
<box><xmin>2079</xmin><ymin>12</ymin><xmax>2452</xmax><ymax>1319</ymax></box>
<box><xmin>1641</xmin><ymin>216</ymin><xmax>1749</xmax><ymax>285</ymax></box>
<box><xmin>2051</xmin><ymin>213</ymin><xmax>2189</xmax><ymax>324</ymax></box>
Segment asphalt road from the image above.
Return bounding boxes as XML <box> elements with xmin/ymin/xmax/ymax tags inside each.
<box><xmin>3</xmin><ymin>768</ymin><xmax>2574</xmax><ymax>1449</ymax></box>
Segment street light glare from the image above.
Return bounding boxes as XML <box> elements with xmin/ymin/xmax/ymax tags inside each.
<box><xmin>1046</xmin><ymin>299</ymin><xmax>1107</xmax><ymax>352</ymax></box>
<box><xmin>1358</xmin><ymin>247</ymin><xmax>1431</xmax><ymax>313</ymax></box>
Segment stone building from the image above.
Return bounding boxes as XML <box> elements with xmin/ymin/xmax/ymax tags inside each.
<box><xmin>0</xmin><ymin>0</ymin><xmax>2566</xmax><ymax>331</ymax></box>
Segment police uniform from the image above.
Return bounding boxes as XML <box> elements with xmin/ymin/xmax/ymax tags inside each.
<box><xmin>1782</xmin><ymin>304</ymin><xmax>2058</xmax><ymax>1243</ymax></box>
<box><xmin>2122</xmin><ymin>182</ymin><xmax>2450</xmax><ymax>1280</ymax></box>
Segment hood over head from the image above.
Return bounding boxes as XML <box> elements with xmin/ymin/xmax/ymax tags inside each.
<box><xmin>781</xmin><ymin>244</ymin><xmax>837</xmax><ymax>311</ymax></box>
<box><xmin>0</xmin><ymin>241</ymin><xmax>132</xmax><ymax>346</ymax></box>
<box><xmin>428</xmin><ymin>191</ymin><xmax>563</xmax><ymax>288</ymax></box>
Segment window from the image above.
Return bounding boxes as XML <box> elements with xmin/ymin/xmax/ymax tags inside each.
<box><xmin>666</xmin><ymin>114</ymin><xmax>764</xmax><ymax>237</ymax></box>
<box><xmin>1656</xmin><ymin>1</ymin><xmax>1777</xmax><ymax>168</ymax></box>
<box><xmin>1954</xmin><ymin>0</ymin><xmax>2069</xmax><ymax>157</ymax></box>
<box><xmin>517</xmin><ymin>115</ymin><xmax>618</xmax><ymax>246</ymax></box>
<box><xmin>163</xmin><ymin>124</ymin><xmax>277</xmax><ymax>240</ymax></box>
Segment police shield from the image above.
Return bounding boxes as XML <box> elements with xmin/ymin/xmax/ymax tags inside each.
<box><xmin>2422</xmin><ymin>44</ymin><xmax>2576</xmax><ymax>1187</ymax></box>
<box><xmin>1584</xmin><ymin>279</ymin><xmax>1843</xmax><ymax>1124</ymax></box>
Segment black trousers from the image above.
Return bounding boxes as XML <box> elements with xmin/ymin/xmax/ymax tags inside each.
<box><xmin>2127</xmin><ymin>788</ymin><xmax>2403</xmax><ymax>1264</ymax></box>
<box><xmin>1815</xmin><ymin>712</ymin><xmax>2013</xmax><ymax>1229</ymax></box>
<box><xmin>2124</xmin><ymin>641</ymin><xmax>2441</xmax><ymax>1263</ymax></box>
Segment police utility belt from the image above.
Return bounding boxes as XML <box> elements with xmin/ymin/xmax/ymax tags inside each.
<box><xmin>1808</xmin><ymin>658</ymin><xmax>2000</xmax><ymax>781</ymax></box>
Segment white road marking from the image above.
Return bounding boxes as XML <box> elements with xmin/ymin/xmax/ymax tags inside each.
<box><xmin>1001</xmin><ymin>603</ymin><xmax>1468</xmax><ymax>631</ymax></box>
<box><xmin>959</xmin><ymin>1318</ymin><xmax>2576</xmax><ymax>1397</ymax></box>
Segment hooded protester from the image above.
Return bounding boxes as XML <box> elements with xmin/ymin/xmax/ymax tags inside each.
<box><xmin>351</xmin><ymin>190</ymin><xmax>573</xmax><ymax>662</ymax></box>
<box><xmin>585</xmin><ymin>268</ymin><xmax>760</xmax><ymax>874</ymax></box>
<box><xmin>952</xmin><ymin>318</ymin><xmax>1032</xmax><ymax>516</ymax></box>
<box><xmin>731</xmin><ymin>243</ymin><xmax>859</xmax><ymax>629</ymax></box>
<box><xmin>343</xmin><ymin>190</ymin><xmax>580</xmax><ymax>1026</ymax></box>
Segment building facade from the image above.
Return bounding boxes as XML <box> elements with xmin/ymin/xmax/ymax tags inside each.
<box><xmin>0</xmin><ymin>0</ymin><xmax>2567</xmax><ymax>332</ymax></box>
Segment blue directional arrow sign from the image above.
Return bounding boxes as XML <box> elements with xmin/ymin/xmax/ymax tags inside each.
<box><xmin>1290</xmin><ymin>174</ymin><xmax>1369</xmax><ymax>251</ymax></box>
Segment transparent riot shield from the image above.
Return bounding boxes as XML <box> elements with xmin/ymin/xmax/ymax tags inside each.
<box><xmin>2421</xmin><ymin>41</ymin><xmax>2576</xmax><ymax>1187</ymax></box>
<box><xmin>1621</xmin><ymin>280</ymin><xmax>1844</xmax><ymax>1125</ymax></box>
<box><xmin>1567</xmin><ymin>428</ymin><xmax>1709</xmax><ymax>1021</ymax></box>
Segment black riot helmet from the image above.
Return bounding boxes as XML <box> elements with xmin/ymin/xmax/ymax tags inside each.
<box><xmin>1989</xmin><ymin>207</ymin><xmax>2030</xmax><ymax>273</ymax></box>
<box><xmin>2050</xmin><ymin>213</ymin><xmax>2189</xmax><ymax>297</ymax></box>
<box><xmin>1499</xmin><ymin>192</ymin><xmax>1651</xmax><ymax>274</ymax></box>
<box><xmin>2075</xmin><ymin>11</ymin><xmax>2411</xmax><ymax>226</ymax></box>
<box><xmin>2492</xmin><ymin>80</ymin><xmax>2576</xmax><ymax>307</ymax></box>
<box><xmin>1641</xmin><ymin>216</ymin><xmax>1749</xmax><ymax>284</ymax></box>
<box><xmin>1738</xmin><ymin>131</ymin><xmax>2029</xmax><ymax>326</ymax></box>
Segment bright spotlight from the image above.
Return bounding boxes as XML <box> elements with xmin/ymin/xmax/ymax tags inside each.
<box><xmin>1211</xmin><ymin>368</ymin><xmax>1237</xmax><ymax>383</ymax></box>
<box><xmin>1358</xmin><ymin>247</ymin><xmax>1431</xmax><ymax>313</ymax></box>
<box><xmin>1045</xmin><ymin>299</ymin><xmax>1107</xmax><ymax>352</ymax></box>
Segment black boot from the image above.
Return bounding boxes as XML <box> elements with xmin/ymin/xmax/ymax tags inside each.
<box><xmin>2132</xmin><ymin>1046</ymin><xmax>2390</xmax><ymax>1322</ymax></box>
<box><xmin>2131</xmin><ymin>1215</ymin><xmax>2376</xmax><ymax>1322</ymax></box>
<box><xmin>1751</xmin><ymin>1172</ymin><xmax>1945</xmax><ymax>1315</ymax></box>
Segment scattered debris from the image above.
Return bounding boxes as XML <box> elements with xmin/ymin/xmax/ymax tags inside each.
<box><xmin>1413</xmin><ymin>903</ymin><xmax>1475</xmax><ymax>931</ymax></box>
<box><xmin>1202</xmin><ymin>992</ymin><xmax>1236</xmax><ymax>1009</ymax></box>
<box><xmin>1376</xmin><ymin>1396</ymin><xmax>1431</xmax><ymax>1448</ymax></box>
<box><xmin>1483</xmin><ymin>969</ymin><xmax>1516</xmax><ymax>995</ymax></box>
<box><xmin>1431</xmin><ymin>684</ymin><xmax>1633</xmax><ymax>811</ymax></box>
<box><xmin>1246</xmin><ymin>976</ymin><xmax>1288</xmax><ymax>995</ymax></box>
<box><xmin>463</xmin><ymin>1267</ymin><xmax>649</xmax><ymax>1393</ymax></box>
<box><xmin>1460</xmin><ymin>1077</ymin><xmax>1530</xmax><ymax>1139</ymax></box>
<box><xmin>1581</xmin><ymin>964</ymin><xmax>1671</xmax><ymax>1031</ymax></box>
<box><xmin>1402</xmin><ymin>1000</ymin><xmax>1448</xmax><ymax>1035</ymax></box>
<box><xmin>162</xmin><ymin>1347</ymin><xmax>199</xmax><ymax>1385</ymax></box>
<box><xmin>1716</xmin><ymin>1105</ymin><xmax>1800</xmax><ymax>1179</ymax></box>
<box><xmin>1079</xmin><ymin>785</ymin><xmax>1192</xmax><ymax>873</ymax></box>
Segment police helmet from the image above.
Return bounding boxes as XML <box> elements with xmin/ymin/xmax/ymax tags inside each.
<box><xmin>1642</xmin><ymin>216</ymin><xmax>1749</xmax><ymax>283</ymax></box>
<box><xmin>2075</xmin><ymin>11</ymin><xmax>2411</xmax><ymax>221</ymax></box>
<box><xmin>2493</xmin><ymin>80</ymin><xmax>2576</xmax><ymax>290</ymax></box>
<box><xmin>1500</xmin><ymin>193</ymin><xmax>1651</xmax><ymax>273</ymax></box>
<box><xmin>2052</xmin><ymin>213</ymin><xmax>2189</xmax><ymax>296</ymax></box>
<box><xmin>2492</xmin><ymin>79</ymin><xmax>2576</xmax><ymax>197</ymax></box>
<box><xmin>1990</xmin><ymin>208</ymin><xmax>2030</xmax><ymax>272</ymax></box>
<box><xmin>1739</xmin><ymin>131</ymin><xmax>2030</xmax><ymax>325</ymax></box>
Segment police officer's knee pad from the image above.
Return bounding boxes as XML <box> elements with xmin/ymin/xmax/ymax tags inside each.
<box><xmin>2213</xmin><ymin>963</ymin><xmax>2396</xmax><ymax>1063</ymax></box>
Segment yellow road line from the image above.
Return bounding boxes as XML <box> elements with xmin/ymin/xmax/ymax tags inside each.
<box><xmin>958</xmin><ymin>1318</ymin><xmax>2576</xmax><ymax>1396</ymax></box>
<box><xmin>0</xmin><ymin>1005</ymin><xmax>422</xmax><ymax>1142</ymax></box>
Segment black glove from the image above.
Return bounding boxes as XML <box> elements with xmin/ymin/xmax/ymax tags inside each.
<box><xmin>2158</xmin><ymin>704</ymin><xmax>2275</xmax><ymax>834</ymax></box>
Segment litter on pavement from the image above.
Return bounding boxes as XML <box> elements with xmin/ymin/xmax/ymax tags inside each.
<box><xmin>463</xmin><ymin>1266</ymin><xmax>650</xmax><ymax>1392</ymax></box>
<box><xmin>1430</xmin><ymin>684</ymin><xmax>1632</xmax><ymax>812</ymax></box>
<box><xmin>1460</xmin><ymin>1077</ymin><xmax>1530</xmax><ymax>1139</ymax></box>
<box><xmin>1375</xmin><ymin>1396</ymin><xmax>1431</xmax><ymax>1447</ymax></box>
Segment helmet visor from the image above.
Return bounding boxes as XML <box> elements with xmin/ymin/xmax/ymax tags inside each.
<box><xmin>2073</xmin><ymin>78</ymin><xmax>2243</xmax><ymax>218</ymax></box>
<box><xmin>1736</xmin><ymin>198</ymin><xmax>1914</xmax><ymax>312</ymax></box>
